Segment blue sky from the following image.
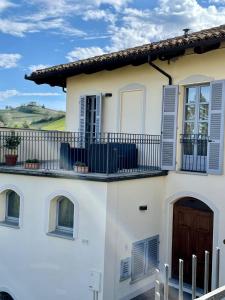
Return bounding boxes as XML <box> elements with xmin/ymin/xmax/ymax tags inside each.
<box><xmin>1</xmin><ymin>0</ymin><xmax>225</xmax><ymax>111</ymax></box>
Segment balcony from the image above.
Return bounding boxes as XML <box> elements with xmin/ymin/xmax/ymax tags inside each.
<box><xmin>0</xmin><ymin>129</ymin><xmax>165</xmax><ymax>181</ymax></box>
<box><xmin>180</xmin><ymin>134</ymin><xmax>208</xmax><ymax>173</ymax></box>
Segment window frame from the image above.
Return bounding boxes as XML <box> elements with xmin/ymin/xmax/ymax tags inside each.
<box><xmin>5</xmin><ymin>191</ymin><xmax>20</xmax><ymax>226</ymax></box>
<box><xmin>55</xmin><ymin>197</ymin><xmax>74</xmax><ymax>235</ymax></box>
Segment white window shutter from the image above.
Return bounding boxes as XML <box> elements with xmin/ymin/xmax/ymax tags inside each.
<box><xmin>79</xmin><ymin>95</ymin><xmax>86</xmax><ymax>134</ymax></box>
<box><xmin>161</xmin><ymin>85</ymin><xmax>179</xmax><ymax>170</ymax></box>
<box><xmin>96</xmin><ymin>94</ymin><xmax>102</xmax><ymax>135</ymax></box>
<box><xmin>207</xmin><ymin>80</ymin><xmax>225</xmax><ymax>175</ymax></box>
<box><xmin>79</xmin><ymin>95</ymin><xmax>86</xmax><ymax>147</ymax></box>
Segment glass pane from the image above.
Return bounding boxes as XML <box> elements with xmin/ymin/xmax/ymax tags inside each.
<box><xmin>199</xmin><ymin>122</ymin><xmax>208</xmax><ymax>134</ymax></box>
<box><xmin>184</xmin><ymin>122</ymin><xmax>195</xmax><ymax>134</ymax></box>
<box><xmin>186</xmin><ymin>87</ymin><xmax>197</xmax><ymax>104</ymax></box>
<box><xmin>197</xmin><ymin>140</ymin><xmax>207</xmax><ymax>156</ymax></box>
<box><xmin>7</xmin><ymin>191</ymin><xmax>20</xmax><ymax>218</ymax></box>
<box><xmin>200</xmin><ymin>86</ymin><xmax>210</xmax><ymax>103</ymax></box>
<box><xmin>58</xmin><ymin>197</ymin><xmax>74</xmax><ymax>228</ymax></box>
<box><xmin>185</xmin><ymin>105</ymin><xmax>195</xmax><ymax>121</ymax></box>
<box><xmin>199</xmin><ymin>104</ymin><xmax>209</xmax><ymax>121</ymax></box>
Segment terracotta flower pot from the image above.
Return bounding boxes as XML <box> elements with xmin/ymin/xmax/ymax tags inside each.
<box><xmin>5</xmin><ymin>154</ymin><xmax>18</xmax><ymax>166</ymax></box>
<box><xmin>74</xmin><ymin>166</ymin><xmax>89</xmax><ymax>173</ymax></box>
<box><xmin>24</xmin><ymin>163</ymin><xmax>40</xmax><ymax>169</ymax></box>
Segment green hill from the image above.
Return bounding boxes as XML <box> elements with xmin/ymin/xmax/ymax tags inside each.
<box><xmin>0</xmin><ymin>102</ymin><xmax>65</xmax><ymax>131</ymax></box>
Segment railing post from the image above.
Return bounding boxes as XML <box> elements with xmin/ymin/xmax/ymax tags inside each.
<box><xmin>179</xmin><ymin>259</ymin><xmax>184</xmax><ymax>300</ymax></box>
<box><xmin>164</xmin><ymin>264</ymin><xmax>169</xmax><ymax>300</ymax></box>
<box><xmin>155</xmin><ymin>268</ymin><xmax>160</xmax><ymax>300</ymax></box>
<box><xmin>204</xmin><ymin>251</ymin><xmax>210</xmax><ymax>294</ymax></box>
<box><xmin>216</xmin><ymin>247</ymin><xmax>220</xmax><ymax>289</ymax></box>
<box><xmin>192</xmin><ymin>255</ymin><xmax>197</xmax><ymax>300</ymax></box>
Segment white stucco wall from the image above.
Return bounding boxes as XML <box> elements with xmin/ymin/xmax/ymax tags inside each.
<box><xmin>0</xmin><ymin>174</ymin><xmax>107</xmax><ymax>300</ymax></box>
<box><xmin>2</xmin><ymin>46</ymin><xmax>225</xmax><ymax>300</ymax></box>
<box><xmin>103</xmin><ymin>177</ymin><xmax>166</xmax><ymax>300</ymax></box>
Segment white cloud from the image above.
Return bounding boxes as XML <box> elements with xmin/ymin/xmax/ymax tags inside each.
<box><xmin>66</xmin><ymin>47</ymin><xmax>105</xmax><ymax>61</ymax></box>
<box><xmin>0</xmin><ymin>89</ymin><xmax>61</xmax><ymax>100</ymax></box>
<box><xmin>0</xmin><ymin>0</ymin><xmax>15</xmax><ymax>12</ymax></box>
<box><xmin>82</xmin><ymin>9</ymin><xmax>116</xmax><ymax>23</ymax></box>
<box><xmin>28</xmin><ymin>64</ymin><xmax>50</xmax><ymax>72</ymax></box>
<box><xmin>106</xmin><ymin>0</ymin><xmax>225</xmax><ymax>52</ymax></box>
<box><xmin>0</xmin><ymin>53</ymin><xmax>22</xmax><ymax>69</ymax></box>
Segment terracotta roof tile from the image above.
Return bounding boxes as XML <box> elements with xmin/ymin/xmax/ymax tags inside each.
<box><xmin>25</xmin><ymin>24</ymin><xmax>225</xmax><ymax>87</ymax></box>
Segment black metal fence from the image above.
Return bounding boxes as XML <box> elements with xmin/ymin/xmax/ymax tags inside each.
<box><xmin>0</xmin><ymin>130</ymin><xmax>161</xmax><ymax>175</ymax></box>
<box><xmin>180</xmin><ymin>134</ymin><xmax>208</xmax><ymax>173</ymax></box>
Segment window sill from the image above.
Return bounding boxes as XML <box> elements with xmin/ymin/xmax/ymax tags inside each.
<box><xmin>0</xmin><ymin>221</ymin><xmax>20</xmax><ymax>229</ymax></box>
<box><xmin>176</xmin><ymin>170</ymin><xmax>208</xmax><ymax>176</ymax></box>
<box><xmin>47</xmin><ymin>230</ymin><xmax>74</xmax><ymax>241</ymax></box>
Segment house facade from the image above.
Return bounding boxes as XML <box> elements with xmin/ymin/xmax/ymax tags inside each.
<box><xmin>0</xmin><ymin>25</ymin><xmax>225</xmax><ymax>300</ymax></box>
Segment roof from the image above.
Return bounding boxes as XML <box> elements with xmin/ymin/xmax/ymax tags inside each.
<box><xmin>25</xmin><ymin>24</ymin><xmax>225</xmax><ymax>87</ymax></box>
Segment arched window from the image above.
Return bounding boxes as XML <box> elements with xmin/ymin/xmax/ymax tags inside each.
<box><xmin>6</xmin><ymin>190</ymin><xmax>20</xmax><ymax>225</ymax></box>
<box><xmin>56</xmin><ymin>197</ymin><xmax>74</xmax><ymax>234</ymax></box>
<box><xmin>0</xmin><ymin>292</ymin><xmax>14</xmax><ymax>300</ymax></box>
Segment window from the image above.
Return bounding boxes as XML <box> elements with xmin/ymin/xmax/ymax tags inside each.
<box><xmin>56</xmin><ymin>197</ymin><xmax>74</xmax><ymax>235</ymax></box>
<box><xmin>131</xmin><ymin>235</ymin><xmax>159</xmax><ymax>282</ymax></box>
<box><xmin>5</xmin><ymin>191</ymin><xmax>20</xmax><ymax>226</ymax></box>
<box><xmin>0</xmin><ymin>292</ymin><xmax>14</xmax><ymax>300</ymax></box>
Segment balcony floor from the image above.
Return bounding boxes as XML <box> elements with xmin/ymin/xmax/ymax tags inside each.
<box><xmin>0</xmin><ymin>162</ymin><xmax>167</xmax><ymax>182</ymax></box>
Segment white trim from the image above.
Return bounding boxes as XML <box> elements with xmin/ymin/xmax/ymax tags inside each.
<box><xmin>45</xmin><ymin>190</ymin><xmax>79</xmax><ymax>240</ymax></box>
<box><xmin>0</xmin><ymin>287</ymin><xmax>18</xmax><ymax>300</ymax></box>
<box><xmin>164</xmin><ymin>191</ymin><xmax>219</xmax><ymax>290</ymax></box>
<box><xmin>0</xmin><ymin>184</ymin><xmax>24</xmax><ymax>228</ymax></box>
<box><xmin>117</xmin><ymin>83</ymin><xmax>146</xmax><ymax>133</ymax></box>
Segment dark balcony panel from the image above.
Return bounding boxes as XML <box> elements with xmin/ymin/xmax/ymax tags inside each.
<box><xmin>180</xmin><ymin>134</ymin><xmax>208</xmax><ymax>173</ymax></box>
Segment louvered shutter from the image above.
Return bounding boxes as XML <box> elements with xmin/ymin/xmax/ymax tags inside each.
<box><xmin>146</xmin><ymin>235</ymin><xmax>159</xmax><ymax>275</ymax></box>
<box><xmin>79</xmin><ymin>95</ymin><xmax>86</xmax><ymax>147</ymax></box>
<box><xmin>161</xmin><ymin>85</ymin><xmax>179</xmax><ymax>170</ymax></box>
<box><xmin>96</xmin><ymin>94</ymin><xmax>102</xmax><ymax>136</ymax></box>
<box><xmin>207</xmin><ymin>80</ymin><xmax>225</xmax><ymax>174</ymax></box>
<box><xmin>131</xmin><ymin>240</ymin><xmax>146</xmax><ymax>281</ymax></box>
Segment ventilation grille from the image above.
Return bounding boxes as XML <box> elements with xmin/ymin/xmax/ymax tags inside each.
<box><xmin>120</xmin><ymin>257</ymin><xmax>131</xmax><ymax>281</ymax></box>
<box><xmin>131</xmin><ymin>235</ymin><xmax>159</xmax><ymax>282</ymax></box>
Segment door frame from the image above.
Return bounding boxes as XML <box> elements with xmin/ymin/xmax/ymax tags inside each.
<box><xmin>164</xmin><ymin>191</ymin><xmax>219</xmax><ymax>289</ymax></box>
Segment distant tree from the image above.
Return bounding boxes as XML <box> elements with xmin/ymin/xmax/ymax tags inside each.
<box><xmin>42</xmin><ymin>104</ymin><xmax>45</xmax><ymax>109</ymax></box>
<box><xmin>22</xmin><ymin>121</ymin><xmax>30</xmax><ymax>129</ymax></box>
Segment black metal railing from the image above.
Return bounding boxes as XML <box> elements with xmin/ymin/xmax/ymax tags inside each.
<box><xmin>180</xmin><ymin>134</ymin><xmax>208</xmax><ymax>173</ymax></box>
<box><xmin>0</xmin><ymin>129</ymin><xmax>161</xmax><ymax>175</ymax></box>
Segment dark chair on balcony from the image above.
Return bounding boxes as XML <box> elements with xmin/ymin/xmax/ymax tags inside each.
<box><xmin>60</xmin><ymin>143</ymin><xmax>88</xmax><ymax>170</ymax></box>
<box><xmin>60</xmin><ymin>142</ymin><xmax>138</xmax><ymax>173</ymax></box>
<box><xmin>88</xmin><ymin>143</ymin><xmax>138</xmax><ymax>173</ymax></box>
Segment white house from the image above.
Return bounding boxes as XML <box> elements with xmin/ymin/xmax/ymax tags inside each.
<box><xmin>0</xmin><ymin>24</ymin><xmax>225</xmax><ymax>300</ymax></box>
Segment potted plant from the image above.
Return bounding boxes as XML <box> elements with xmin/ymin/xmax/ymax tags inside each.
<box><xmin>74</xmin><ymin>161</ymin><xmax>88</xmax><ymax>173</ymax></box>
<box><xmin>4</xmin><ymin>131</ymin><xmax>21</xmax><ymax>166</ymax></box>
<box><xmin>24</xmin><ymin>159</ymin><xmax>40</xmax><ymax>169</ymax></box>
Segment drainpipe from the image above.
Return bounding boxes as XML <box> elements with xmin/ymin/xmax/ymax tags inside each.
<box><xmin>148</xmin><ymin>55</ymin><xmax>173</xmax><ymax>85</ymax></box>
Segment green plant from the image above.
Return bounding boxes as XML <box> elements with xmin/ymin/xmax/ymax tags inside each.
<box><xmin>25</xmin><ymin>159</ymin><xmax>40</xmax><ymax>163</ymax></box>
<box><xmin>4</xmin><ymin>131</ymin><xmax>21</xmax><ymax>154</ymax></box>
<box><xmin>74</xmin><ymin>161</ymin><xmax>86</xmax><ymax>167</ymax></box>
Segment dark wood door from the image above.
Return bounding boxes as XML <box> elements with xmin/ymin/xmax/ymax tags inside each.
<box><xmin>172</xmin><ymin>200</ymin><xmax>213</xmax><ymax>289</ymax></box>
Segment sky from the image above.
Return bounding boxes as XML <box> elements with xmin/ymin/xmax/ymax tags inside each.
<box><xmin>1</xmin><ymin>0</ymin><xmax>225</xmax><ymax>111</ymax></box>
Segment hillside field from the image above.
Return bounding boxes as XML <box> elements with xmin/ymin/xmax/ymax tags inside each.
<box><xmin>0</xmin><ymin>103</ymin><xmax>65</xmax><ymax>131</ymax></box>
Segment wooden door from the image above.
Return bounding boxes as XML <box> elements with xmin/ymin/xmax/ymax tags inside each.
<box><xmin>172</xmin><ymin>199</ymin><xmax>213</xmax><ymax>289</ymax></box>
